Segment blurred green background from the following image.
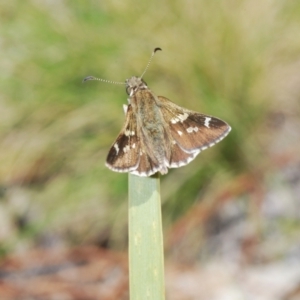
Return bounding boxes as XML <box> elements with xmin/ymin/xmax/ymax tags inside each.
<box><xmin>0</xmin><ymin>0</ymin><xmax>300</xmax><ymax>259</ymax></box>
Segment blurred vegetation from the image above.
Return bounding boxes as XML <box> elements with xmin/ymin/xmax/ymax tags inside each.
<box><xmin>0</xmin><ymin>0</ymin><xmax>300</xmax><ymax>255</ymax></box>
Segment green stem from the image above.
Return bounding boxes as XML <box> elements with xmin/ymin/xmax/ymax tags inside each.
<box><xmin>128</xmin><ymin>173</ymin><xmax>165</xmax><ymax>300</ymax></box>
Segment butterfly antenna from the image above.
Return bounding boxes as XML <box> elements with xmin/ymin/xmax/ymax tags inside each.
<box><xmin>140</xmin><ymin>47</ymin><xmax>162</xmax><ymax>79</ymax></box>
<box><xmin>82</xmin><ymin>76</ymin><xmax>125</xmax><ymax>85</ymax></box>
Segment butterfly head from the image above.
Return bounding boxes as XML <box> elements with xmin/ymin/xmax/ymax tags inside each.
<box><xmin>125</xmin><ymin>76</ymin><xmax>148</xmax><ymax>96</ymax></box>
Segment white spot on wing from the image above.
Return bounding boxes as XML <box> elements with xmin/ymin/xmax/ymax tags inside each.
<box><xmin>171</xmin><ymin>112</ymin><xmax>189</xmax><ymax>124</ymax></box>
<box><xmin>178</xmin><ymin>113</ymin><xmax>189</xmax><ymax>122</ymax></box>
<box><xmin>186</xmin><ymin>126</ymin><xmax>198</xmax><ymax>133</ymax></box>
<box><xmin>125</xmin><ymin>130</ymin><xmax>135</xmax><ymax>136</ymax></box>
<box><xmin>177</xmin><ymin>130</ymin><xmax>183</xmax><ymax>136</ymax></box>
<box><xmin>114</xmin><ymin>143</ymin><xmax>119</xmax><ymax>154</ymax></box>
<box><xmin>204</xmin><ymin>117</ymin><xmax>211</xmax><ymax>128</ymax></box>
<box><xmin>123</xmin><ymin>145</ymin><xmax>130</xmax><ymax>153</ymax></box>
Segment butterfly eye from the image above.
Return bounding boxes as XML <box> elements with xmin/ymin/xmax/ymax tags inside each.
<box><xmin>126</xmin><ymin>86</ymin><xmax>132</xmax><ymax>95</ymax></box>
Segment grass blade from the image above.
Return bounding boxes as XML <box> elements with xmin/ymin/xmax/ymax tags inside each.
<box><xmin>128</xmin><ymin>173</ymin><xmax>165</xmax><ymax>300</ymax></box>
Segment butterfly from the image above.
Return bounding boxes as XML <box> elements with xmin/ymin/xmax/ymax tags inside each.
<box><xmin>84</xmin><ymin>48</ymin><xmax>231</xmax><ymax>177</ymax></box>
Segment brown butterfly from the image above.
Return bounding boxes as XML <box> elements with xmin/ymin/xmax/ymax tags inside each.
<box><xmin>84</xmin><ymin>48</ymin><xmax>231</xmax><ymax>177</ymax></box>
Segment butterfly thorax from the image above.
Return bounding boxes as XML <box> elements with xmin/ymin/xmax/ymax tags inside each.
<box><xmin>125</xmin><ymin>76</ymin><xmax>148</xmax><ymax>96</ymax></box>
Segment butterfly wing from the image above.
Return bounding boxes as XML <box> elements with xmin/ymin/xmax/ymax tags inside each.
<box><xmin>106</xmin><ymin>105</ymin><xmax>140</xmax><ymax>173</ymax></box>
<box><xmin>157</xmin><ymin>95</ymin><xmax>231</xmax><ymax>155</ymax></box>
<box><xmin>130</xmin><ymin>148</ymin><xmax>160</xmax><ymax>177</ymax></box>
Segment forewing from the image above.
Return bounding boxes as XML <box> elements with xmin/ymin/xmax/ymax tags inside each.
<box><xmin>106</xmin><ymin>105</ymin><xmax>140</xmax><ymax>172</ymax></box>
<box><xmin>157</xmin><ymin>96</ymin><xmax>231</xmax><ymax>153</ymax></box>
